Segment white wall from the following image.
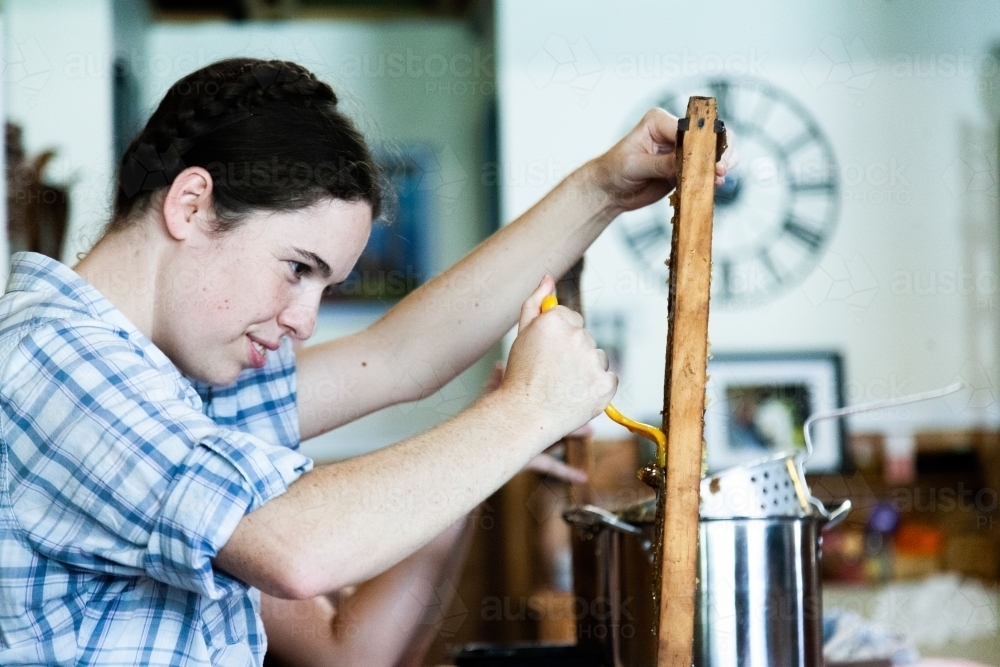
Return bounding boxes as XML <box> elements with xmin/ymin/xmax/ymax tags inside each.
<box><xmin>4</xmin><ymin>0</ymin><xmax>116</xmax><ymax>263</ymax></box>
<box><xmin>496</xmin><ymin>0</ymin><xmax>1000</xmax><ymax>438</ymax></box>
<box><xmin>145</xmin><ymin>20</ymin><xmax>497</xmax><ymax>461</ymax></box>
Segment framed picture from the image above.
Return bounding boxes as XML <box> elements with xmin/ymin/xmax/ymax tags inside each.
<box><xmin>704</xmin><ymin>351</ymin><xmax>846</xmax><ymax>473</ymax></box>
<box><xmin>324</xmin><ymin>147</ymin><xmax>432</xmax><ymax>302</ymax></box>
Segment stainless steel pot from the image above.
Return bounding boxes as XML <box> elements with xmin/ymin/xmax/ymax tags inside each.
<box><xmin>564</xmin><ymin>499</ymin><xmax>850</xmax><ymax>667</ymax></box>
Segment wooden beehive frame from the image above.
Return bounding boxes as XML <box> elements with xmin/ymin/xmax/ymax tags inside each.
<box><xmin>656</xmin><ymin>97</ymin><xmax>724</xmax><ymax>667</ymax></box>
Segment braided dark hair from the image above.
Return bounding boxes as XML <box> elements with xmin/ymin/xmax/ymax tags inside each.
<box><xmin>109</xmin><ymin>58</ymin><xmax>381</xmax><ymax>234</ymax></box>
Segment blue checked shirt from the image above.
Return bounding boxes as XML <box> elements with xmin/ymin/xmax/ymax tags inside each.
<box><xmin>0</xmin><ymin>252</ymin><xmax>313</xmax><ymax>666</ymax></box>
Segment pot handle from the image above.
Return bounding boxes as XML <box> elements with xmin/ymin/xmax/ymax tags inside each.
<box><xmin>818</xmin><ymin>499</ymin><xmax>852</xmax><ymax>531</ymax></box>
<box><xmin>563</xmin><ymin>504</ymin><xmax>642</xmax><ymax>537</ymax></box>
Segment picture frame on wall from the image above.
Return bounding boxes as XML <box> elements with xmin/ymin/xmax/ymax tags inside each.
<box><xmin>704</xmin><ymin>351</ymin><xmax>846</xmax><ymax>474</ymax></box>
<box><xmin>324</xmin><ymin>147</ymin><xmax>432</xmax><ymax>302</ymax></box>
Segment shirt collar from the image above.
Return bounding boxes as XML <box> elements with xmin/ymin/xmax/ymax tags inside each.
<box><xmin>4</xmin><ymin>251</ymin><xmax>177</xmax><ymax>372</ymax></box>
<box><xmin>7</xmin><ymin>251</ymin><xmax>104</xmax><ymax>309</ymax></box>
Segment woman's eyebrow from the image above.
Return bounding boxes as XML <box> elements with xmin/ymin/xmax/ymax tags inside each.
<box><xmin>291</xmin><ymin>247</ymin><xmax>332</xmax><ymax>279</ymax></box>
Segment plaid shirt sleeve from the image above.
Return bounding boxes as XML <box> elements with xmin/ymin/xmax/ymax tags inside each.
<box><xmin>1</xmin><ymin>318</ymin><xmax>312</xmax><ymax>600</ymax></box>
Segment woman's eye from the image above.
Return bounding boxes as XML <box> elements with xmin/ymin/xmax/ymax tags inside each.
<box><xmin>289</xmin><ymin>261</ymin><xmax>311</xmax><ymax>279</ymax></box>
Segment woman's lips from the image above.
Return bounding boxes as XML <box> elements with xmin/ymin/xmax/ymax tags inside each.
<box><xmin>247</xmin><ymin>335</ymin><xmax>268</xmax><ymax>368</ymax></box>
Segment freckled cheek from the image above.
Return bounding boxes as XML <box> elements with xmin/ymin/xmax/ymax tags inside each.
<box><xmin>214</xmin><ymin>272</ymin><xmax>282</xmax><ymax>314</ymax></box>
<box><xmin>255</xmin><ymin>288</ymin><xmax>295</xmax><ymax>322</ymax></box>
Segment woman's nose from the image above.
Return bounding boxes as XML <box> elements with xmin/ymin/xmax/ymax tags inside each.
<box><xmin>277</xmin><ymin>297</ymin><xmax>318</xmax><ymax>341</ymax></box>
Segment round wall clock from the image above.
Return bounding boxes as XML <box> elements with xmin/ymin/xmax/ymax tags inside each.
<box><xmin>617</xmin><ymin>78</ymin><xmax>840</xmax><ymax>307</ymax></box>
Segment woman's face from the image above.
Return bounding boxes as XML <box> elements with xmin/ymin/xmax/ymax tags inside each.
<box><xmin>155</xmin><ymin>198</ymin><xmax>372</xmax><ymax>385</ymax></box>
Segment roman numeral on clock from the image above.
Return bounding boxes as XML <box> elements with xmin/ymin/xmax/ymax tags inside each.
<box><xmin>790</xmin><ymin>178</ymin><xmax>836</xmax><ymax>193</ymax></box>
<box><xmin>778</xmin><ymin>124</ymin><xmax>822</xmax><ymax>159</ymax></box>
<box><xmin>709</xmin><ymin>80</ymin><xmax>732</xmax><ymax>124</ymax></box>
<box><xmin>782</xmin><ymin>217</ymin><xmax>824</xmax><ymax>251</ymax></box>
<box><xmin>623</xmin><ymin>219</ymin><xmax>670</xmax><ymax>255</ymax></box>
<box><xmin>718</xmin><ymin>260</ymin><xmax>734</xmax><ymax>298</ymax></box>
<box><xmin>758</xmin><ymin>249</ymin><xmax>784</xmax><ymax>284</ymax></box>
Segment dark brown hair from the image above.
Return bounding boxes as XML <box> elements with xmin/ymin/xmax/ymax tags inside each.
<box><xmin>109</xmin><ymin>58</ymin><xmax>381</xmax><ymax>234</ymax></box>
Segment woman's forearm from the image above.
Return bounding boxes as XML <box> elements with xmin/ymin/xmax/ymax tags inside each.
<box><xmin>217</xmin><ymin>388</ymin><xmax>557</xmax><ymax>599</ymax></box>
<box><xmin>395</xmin><ymin>510</ymin><xmax>478</xmax><ymax>666</ymax></box>
<box><xmin>261</xmin><ymin>516</ymin><xmax>475</xmax><ymax>667</ymax></box>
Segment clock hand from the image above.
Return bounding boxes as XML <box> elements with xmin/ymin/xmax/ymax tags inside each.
<box><xmin>540</xmin><ymin>294</ymin><xmax>667</xmax><ymax>466</ymax></box>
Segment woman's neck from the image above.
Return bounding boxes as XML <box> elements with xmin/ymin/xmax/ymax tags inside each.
<box><xmin>73</xmin><ymin>226</ymin><xmax>160</xmax><ymax>338</ymax></box>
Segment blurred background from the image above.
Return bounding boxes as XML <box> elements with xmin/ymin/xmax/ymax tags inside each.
<box><xmin>3</xmin><ymin>0</ymin><xmax>1000</xmax><ymax>662</ymax></box>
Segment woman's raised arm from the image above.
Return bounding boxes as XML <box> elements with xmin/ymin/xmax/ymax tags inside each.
<box><xmin>296</xmin><ymin>108</ymin><xmax>732</xmax><ymax>440</ymax></box>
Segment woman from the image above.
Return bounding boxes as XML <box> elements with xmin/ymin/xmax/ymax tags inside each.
<box><xmin>0</xmin><ymin>59</ymin><xmax>729</xmax><ymax>666</ymax></box>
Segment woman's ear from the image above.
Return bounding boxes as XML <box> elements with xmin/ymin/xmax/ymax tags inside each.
<box><xmin>162</xmin><ymin>167</ymin><xmax>214</xmax><ymax>241</ymax></box>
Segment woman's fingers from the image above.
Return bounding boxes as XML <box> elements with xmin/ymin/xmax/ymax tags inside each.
<box><xmin>715</xmin><ymin>128</ymin><xmax>739</xmax><ymax>186</ymax></box>
<box><xmin>596</xmin><ymin>349</ymin><xmax>609</xmax><ymax>372</ymax></box>
<box><xmin>632</xmin><ymin>152</ymin><xmax>677</xmax><ymax>181</ymax></box>
<box><xmin>518</xmin><ymin>275</ymin><xmax>556</xmax><ymax>333</ymax></box>
<box><xmin>721</xmin><ymin>127</ymin><xmax>739</xmax><ymax>171</ymax></box>
<box><xmin>526</xmin><ymin>453</ymin><xmax>588</xmax><ymax>484</ymax></box>
<box><xmin>641</xmin><ymin>107</ymin><xmax>679</xmax><ymax>148</ymax></box>
<box><xmin>504</xmin><ymin>292</ymin><xmax>617</xmax><ymax>437</ymax></box>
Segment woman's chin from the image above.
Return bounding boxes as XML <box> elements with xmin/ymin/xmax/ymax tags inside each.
<box><xmin>179</xmin><ymin>359</ymin><xmax>243</xmax><ymax>387</ymax></box>
<box><xmin>214</xmin><ymin>366</ymin><xmax>245</xmax><ymax>386</ymax></box>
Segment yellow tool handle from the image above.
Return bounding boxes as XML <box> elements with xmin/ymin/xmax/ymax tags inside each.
<box><xmin>539</xmin><ymin>294</ymin><xmax>666</xmax><ymax>466</ymax></box>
